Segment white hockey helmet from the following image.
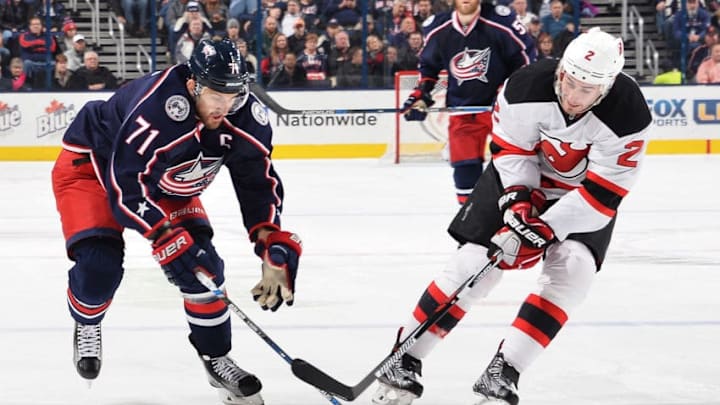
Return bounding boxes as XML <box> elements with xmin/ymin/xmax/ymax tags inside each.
<box><xmin>558</xmin><ymin>27</ymin><xmax>625</xmax><ymax>93</ymax></box>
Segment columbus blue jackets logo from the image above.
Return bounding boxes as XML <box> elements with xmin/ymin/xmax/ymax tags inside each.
<box><xmin>450</xmin><ymin>47</ymin><xmax>491</xmax><ymax>85</ymax></box>
<box><xmin>159</xmin><ymin>152</ymin><xmax>224</xmax><ymax>196</ymax></box>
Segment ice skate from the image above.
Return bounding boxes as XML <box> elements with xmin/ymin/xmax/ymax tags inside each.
<box><xmin>73</xmin><ymin>322</ymin><xmax>102</xmax><ymax>381</ymax></box>
<box><xmin>371</xmin><ymin>353</ymin><xmax>424</xmax><ymax>405</ymax></box>
<box><xmin>200</xmin><ymin>353</ymin><xmax>264</xmax><ymax>405</ymax></box>
<box><xmin>473</xmin><ymin>351</ymin><xmax>520</xmax><ymax>405</ymax></box>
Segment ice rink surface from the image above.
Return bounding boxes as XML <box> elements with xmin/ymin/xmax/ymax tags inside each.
<box><xmin>1</xmin><ymin>155</ymin><xmax>719</xmax><ymax>405</ymax></box>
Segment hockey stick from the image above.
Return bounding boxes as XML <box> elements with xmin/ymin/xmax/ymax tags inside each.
<box><xmin>193</xmin><ymin>271</ymin><xmax>343</xmax><ymax>405</ymax></box>
<box><xmin>290</xmin><ymin>252</ymin><xmax>503</xmax><ymax>401</ymax></box>
<box><xmin>250</xmin><ymin>82</ymin><xmax>489</xmax><ymax>115</ymax></box>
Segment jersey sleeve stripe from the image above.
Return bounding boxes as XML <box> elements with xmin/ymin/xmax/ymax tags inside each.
<box><xmin>490</xmin><ymin>133</ymin><xmax>537</xmax><ymax>157</ymax></box>
<box><xmin>540</xmin><ymin>175</ymin><xmax>577</xmax><ymax>191</ymax></box>
<box><xmin>585</xmin><ymin>170</ymin><xmax>629</xmax><ymax>197</ymax></box>
<box><xmin>578</xmin><ymin>187</ymin><xmax>616</xmax><ymax>217</ymax></box>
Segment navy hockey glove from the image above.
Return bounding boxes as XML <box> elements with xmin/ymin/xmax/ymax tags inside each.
<box><xmin>252</xmin><ymin>231</ymin><xmax>302</xmax><ymax>311</ymax></box>
<box><xmin>152</xmin><ymin>228</ymin><xmax>216</xmax><ymax>288</ymax></box>
<box><xmin>490</xmin><ymin>186</ymin><xmax>555</xmax><ymax>270</ymax></box>
<box><xmin>402</xmin><ymin>88</ymin><xmax>435</xmax><ymax>121</ymax></box>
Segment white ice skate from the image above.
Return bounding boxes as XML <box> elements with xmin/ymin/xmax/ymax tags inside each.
<box><xmin>73</xmin><ymin>322</ymin><xmax>102</xmax><ymax>382</ymax></box>
<box><xmin>371</xmin><ymin>353</ymin><xmax>423</xmax><ymax>405</ymax></box>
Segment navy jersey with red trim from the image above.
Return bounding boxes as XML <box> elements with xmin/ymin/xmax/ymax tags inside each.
<box><xmin>419</xmin><ymin>6</ymin><xmax>532</xmax><ymax>107</ymax></box>
<box><xmin>490</xmin><ymin>59</ymin><xmax>652</xmax><ymax>241</ymax></box>
<box><xmin>62</xmin><ymin>64</ymin><xmax>282</xmax><ymax>238</ymax></box>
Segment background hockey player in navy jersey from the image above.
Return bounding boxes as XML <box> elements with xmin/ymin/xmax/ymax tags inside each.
<box><xmin>51</xmin><ymin>39</ymin><xmax>302</xmax><ymax>405</ymax></box>
<box><xmin>403</xmin><ymin>0</ymin><xmax>534</xmax><ymax>204</ymax></box>
<box><xmin>373</xmin><ymin>28</ymin><xmax>651</xmax><ymax>405</ymax></box>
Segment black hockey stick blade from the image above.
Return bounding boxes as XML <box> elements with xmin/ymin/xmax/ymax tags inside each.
<box><xmin>291</xmin><ymin>254</ymin><xmax>502</xmax><ymax>401</ymax></box>
<box><xmin>292</xmin><ymin>359</ymin><xmax>359</xmax><ymax>401</ymax></box>
<box><xmin>250</xmin><ymin>82</ymin><xmax>489</xmax><ymax>115</ymax></box>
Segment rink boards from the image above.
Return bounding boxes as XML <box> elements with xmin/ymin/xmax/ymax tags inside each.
<box><xmin>0</xmin><ymin>85</ymin><xmax>719</xmax><ymax>160</ymax></box>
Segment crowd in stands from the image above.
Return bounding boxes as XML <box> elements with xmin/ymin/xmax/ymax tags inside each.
<box><xmin>1</xmin><ymin>0</ymin><xmax>719</xmax><ymax>91</ymax></box>
<box><xmin>0</xmin><ymin>8</ymin><xmax>119</xmax><ymax>91</ymax></box>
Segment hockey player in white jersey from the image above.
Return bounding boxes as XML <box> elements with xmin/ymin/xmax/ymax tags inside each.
<box><xmin>372</xmin><ymin>27</ymin><xmax>651</xmax><ymax>405</ymax></box>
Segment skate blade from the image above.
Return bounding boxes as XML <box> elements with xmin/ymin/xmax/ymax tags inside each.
<box><xmin>217</xmin><ymin>389</ymin><xmax>264</xmax><ymax>405</ymax></box>
<box><xmin>371</xmin><ymin>382</ymin><xmax>418</xmax><ymax>405</ymax></box>
<box><xmin>474</xmin><ymin>397</ymin><xmax>512</xmax><ymax>405</ymax></box>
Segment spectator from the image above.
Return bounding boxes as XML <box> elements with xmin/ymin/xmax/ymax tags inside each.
<box><xmin>204</xmin><ymin>0</ymin><xmax>229</xmax><ymax>34</ymax></box>
<box><xmin>165</xmin><ymin>0</ymin><xmax>190</xmax><ymax>32</ymax></box>
<box><xmin>0</xmin><ymin>35</ymin><xmax>10</xmax><ymax>74</ymax></box>
<box><xmin>541</xmin><ymin>0</ymin><xmax>572</xmax><ymax>38</ymax></box>
<box><xmin>288</xmin><ymin>18</ymin><xmax>307</xmax><ymax>55</ymax></box>
<box><xmin>536</xmin><ymin>31</ymin><xmax>555</xmax><ymax>59</ymax></box>
<box><xmin>672</xmin><ymin>0</ymin><xmax>711</xmax><ymax>57</ymax></box>
<box><xmin>656</xmin><ymin>0</ymin><xmax>680</xmax><ymax>38</ymax></box>
<box><xmin>34</xmin><ymin>0</ymin><xmax>65</xmax><ymax>32</ymax></box>
<box><xmin>527</xmin><ymin>15</ymin><xmax>542</xmax><ymax>41</ymax></box>
<box><xmin>335</xmin><ymin>46</ymin><xmax>362</xmax><ymax>87</ymax></box>
<box><xmin>365</xmin><ymin>33</ymin><xmax>384</xmax><ymax>87</ymax></box>
<box><xmin>297</xmin><ymin>32</ymin><xmax>328</xmax><ymax>80</ymax></box>
<box><xmin>60</xmin><ymin>19</ymin><xmax>77</xmax><ymax>51</ymax></box>
<box><xmin>696</xmin><ymin>42</ymin><xmax>720</xmax><ymax>82</ymax></box>
<box><xmin>2</xmin><ymin>0</ymin><xmax>31</xmax><ymax>44</ymax></box>
<box><xmin>512</xmin><ymin>0</ymin><xmax>538</xmax><ymax>28</ymax></box>
<box><xmin>653</xmin><ymin>60</ymin><xmax>683</xmax><ymax>84</ymax></box>
<box><xmin>318</xmin><ymin>18</ymin><xmax>341</xmax><ymax>55</ymax></box>
<box><xmin>414</xmin><ymin>0</ymin><xmax>433</xmax><ymax>26</ymax></box>
<box><xmin>553</xmin><ymin>21</ymin><xmax>575</xmax><ymax>55</ymax></box>
<box><xmin>382</xmin><ymin>45</ymin><xmax>401</xmax><ymax>87</ymax></box>
<box><xmin>171</xmin><ymin>1</ymin><xmax>211</xmax><ymax>54</ymax></box>
<box><xmin>235</xmin><ymin>37</ymin><xmax>257</xmax><ymax>80</ymax></box>
<box><xmin>260</xmin><ymin>15</ymin><xmax>279</xmax><ymax>57</ymax></box>
<box><xmin>325</xmin><ymin>0</ymin><xmax>361</xmax><ymax>29</ymax></box>
<box><xmin>267</xmin><ymin>52</ymin><xmax>307</xmax><ymax>88</ymax></box>
<box><xmin>327</xmin><ymin>29</ymin><xmax>351</xmax><ymax>77</ymax></box>
<box><xmin>397</xmin><ymin>30</ymin><xmax>422</xmax><ymax>70</ymax></box>
<box><xmin>281</xmin><ymin>0</ymin><xmax>302</xmax><ymax>36</ymax></box>
<box><xmin>229</xmin><ymin>0</ymin><xmax>258</xmax><ymax>21</ymax></box>
<box><xmin>0</xmin><ymin>57</ymin><xmax>30</xmax><ymax>90</ymax></box>
<box><xmin>688</xmin><ymin>26</ymin><xmax>718</xmax><ymax>80</ymax></box>
<box><xmin>225</xmin><ymin>18</ymin><xmax>241</xmax><ymax>41</ymax></box>
<box><xmin>388</xmin><ymin>15</ymin><xmax>415</xmax><ymax>48</ymax></box>
<box><xmin>64</xmin><ymin>34</ymin><xmax>86</xmax><ymax>71</ymax></box>
<box><xmin>68</xmin><ymin>51</ymin><xmax>118</xmax><ymax>90</ymax></box>
<box><xmin>18</xmin><ymin>17</ymin><xmax>58</xmax><ymax>78</ymax></box>
<box><xmin>32</xmin><ymin>53</ymin><xmax>73</xmax><ymax>90</ymax></box>
<box><xmin>260</xmin><ymin>33</ymin><xmax>288</xmax><ymax>82</ymax></box>
<box><xmin>121</xmin><ymin>0</ymin><xmax>151</xmax><ymax>36</ymax></box>
<box><xmin>175</xmin><ymin>18</ymin><xmax>211</xmax><ymax>63</ymax></box>
<box><xmin>299</xmin><ymin>0</ymin><xmax>319</xmax><ymax>31</ymax></box>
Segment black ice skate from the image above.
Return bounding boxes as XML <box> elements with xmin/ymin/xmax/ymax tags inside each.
<box><xmin>473</xmin><ymin>351</ymin><xmax>520</xmax><ymax>405</ymax></box>
<box><xmin>200</xmin><ymin>353</ymin><xmax>264</xmax><ymax>405</ymax></box>
<box><xmin>73</xmin><ymin>322</ymin><xmax>102</xmax><ymax>381</ymax></box>
<box><xmin>371</xmin><ymin>352</ymin><xmax>424</xmax><ymax>405</ymax></box>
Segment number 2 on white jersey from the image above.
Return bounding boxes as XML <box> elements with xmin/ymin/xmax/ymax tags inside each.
<box><xmin>125</xmin><ymin>116</ymin><xmax>159</xmax><ymax>155</ymax></box>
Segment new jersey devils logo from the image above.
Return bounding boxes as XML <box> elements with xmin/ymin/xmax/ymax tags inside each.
<box><xmin>159</xmin><ymin>152</ymin><xmax>224</xmax><ymax>196</ymax></box>
<box><xmin>450</xmin><ymin>47</ymin><xmax>491</xmax><ymax>85</ymax></box>
<box><xmin>539</xmin><ymin>132</ymin><xmax>590</xmax><ymax>179</ymax></box>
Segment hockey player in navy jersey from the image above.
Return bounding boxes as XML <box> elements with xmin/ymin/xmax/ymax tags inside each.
<box><xmin>403</xmin><ymin>0</ymin><xmax>534</xmax><ymax>205</ymax></box>
<box><xmin>51</xmin><ymin>39</ymin><xmax>302</xmax><ymax>405</ymax></box>
<box><xmin>373</xmin><ymin>28</ymin><xmax>651</xmax><ymax>405</ymax></box>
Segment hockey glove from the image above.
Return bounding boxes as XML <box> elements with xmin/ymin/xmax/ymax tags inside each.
<box><xmin>402</xmin><ymin>88</ymin><xmax>435</xmax><ymax>121</ymax></box>
<box><xmin>152</xmin><ymin>228</ymin><xmax>216</xmax><ymax>288</ymax></box>
<box><xmin>252</xmin><ymin>231</ymin><xmax>302</xmax><ymax>311</ymax></box>
<box><xmin>490</xmin><ymin>186</ymin><xmax>555</xmax><ymax>270</ymax></box>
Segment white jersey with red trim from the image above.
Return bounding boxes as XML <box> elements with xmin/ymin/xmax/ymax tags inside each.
<box><xmin>490</xmin><ymin>59</ymin><xmax>651</xmax><ymax>241</ymax></box>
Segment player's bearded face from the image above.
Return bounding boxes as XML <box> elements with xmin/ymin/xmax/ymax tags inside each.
<box><xmin>558</xmin><ymin>72</ymin><xmax>603</xmax><ymax>116</ymax></box>
<box><xmin>195</xmin><ymin>87</ymin><xmax>240</xmax><ymax>129</ymax></box>
<box><xmin>455</xmin><ymin>0</ymin><xmax>480</xmax><ymax>16</ymax></box>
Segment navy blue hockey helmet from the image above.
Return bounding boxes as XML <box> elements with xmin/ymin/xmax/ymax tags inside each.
<box><xmin>188</xmin><ymin>38</ymin><xmax>249</xmax><ymax>95</ymax></box>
